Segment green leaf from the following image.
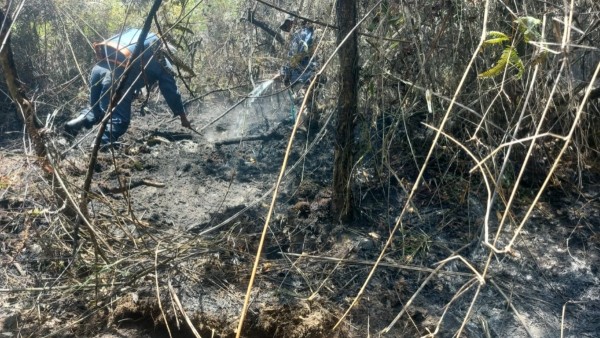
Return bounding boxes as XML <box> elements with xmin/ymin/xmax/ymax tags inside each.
<box><xmin>478</xmin><ymin>47</ymin><xmax>524</xmax><ymax>79</ymax></box>
<box><xmin>388</xmin><ymin>15</ymin><xmax>405</xmax><ymax>28</ymax></box>
<box><xmin>515</xmin><ymin>16</ymin><xmax>542</xmax><ymax>42</ymax></box>
<box><xmin>478</xmin><ymin>55</ymin><xmax>508</xmax><ymax>78</ymax></box>
<box><xmin>483</xmin><ymin>31</ymin><xmax>510</xmax><ymax>47</ymax></box>
<box><xmin>487</xmin><ymin>31</ymin><xmax>510</xmax><ymax>39</ymax></box>
<box><xmin>483</xmin><ymin>37</ymin><xmax>510</xmax><ymax>46</ymax></box>
<box><xmin>515</xmin><ymin>16</ymin><xmax>542</xmax><ymax>29</ymax></box>
<box><xmin>507</xmin><ymin>47</ymin><xmax>525</xmax><ymax>78</ymax></box>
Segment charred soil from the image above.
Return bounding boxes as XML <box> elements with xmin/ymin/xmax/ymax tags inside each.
<box><xmin>1</xmin><ymin>89</ymin><xmax>599</xmax><ymax>337</ymax></box>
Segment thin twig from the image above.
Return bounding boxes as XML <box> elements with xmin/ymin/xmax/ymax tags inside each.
<box><xmin>284</xmin><ymin>253</ymin><xmax>474</xmax><ymax>277</ymax></box>
<box><xmin>168</xmin><ymin>280</ymin><xmax>203</xmax><ymax>338</ymax></box>
<box><xmin>155</xmin><ymin>242</ymin><xmax>173</xmax><ymax>338</ymax></box>
<box><xmin>489</xmin><ymin>279</ymin><xmax>535</xmax><ymax>338</ymax></box>
<box><xmin>0</xmin><ymin>283</ymin><xmax>124</xmax><ymax>293</ymax></box>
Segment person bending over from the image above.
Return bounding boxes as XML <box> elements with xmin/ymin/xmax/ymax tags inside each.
<box><xmin>65</xmin><ymin>28</ymin><xmax>191</xmax><ymax>146</ymax></box>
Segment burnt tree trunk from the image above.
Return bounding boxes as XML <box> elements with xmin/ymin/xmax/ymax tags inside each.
<box><xmin>333</xmin><ymin>0</ymin><xmax>358</xmax><ymax>222</ymax></box>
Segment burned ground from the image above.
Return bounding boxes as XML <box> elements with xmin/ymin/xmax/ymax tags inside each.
<box><xmin>1</xmin><ymin>84</ymin><xmax>599</xmax><ymax>338</ymax></box>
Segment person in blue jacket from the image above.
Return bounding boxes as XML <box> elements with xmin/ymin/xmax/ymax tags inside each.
<box><xmin>279</xmin><ymin>16</ymin><xmax>324</xmax><ymax>131</ymax></box>
<box><xmin>279</xmin><ymin>16</ymin><xmax>319</xmax><ymax>86</ymax></box>
<box><xmin>65</xmin><ymin>28</ymin><xmax>191</xmax><ymax>146</ymax></box>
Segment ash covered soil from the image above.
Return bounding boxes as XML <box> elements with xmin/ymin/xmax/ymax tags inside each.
<box><xmin>1</xmin><ymin>87</ymin><xmax>599</xmax><ymax>337</ymax></box>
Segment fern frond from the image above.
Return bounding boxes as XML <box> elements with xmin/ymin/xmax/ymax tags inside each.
<box><xmin>478</xmin><ymin>47</ymin><xmax>524</xmax><ymax>79</ymax></box>
<box><xmin>483</xmin><ymin>31</ymin><xmax>510</xmax><ymax>46</ymax></box>
<box><xmin>478</xmin><ymin>56</ymin><xmax>508</xmax><ymax>78</ymax></box>
<box><xmin>507</xmin><ymin>47</ymin><xmax>525</xmax><ymax>78</ymax></box>
<box><xmin>515</xmin><ymin>16</ymin><xmax>542</xmax><ymax>42</ymax></box>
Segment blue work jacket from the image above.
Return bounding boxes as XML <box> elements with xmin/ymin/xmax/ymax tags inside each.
<box><xmin>90</xmin><ymin>29</ymin><xmax>185</xmax><ymax>125</ymax></box>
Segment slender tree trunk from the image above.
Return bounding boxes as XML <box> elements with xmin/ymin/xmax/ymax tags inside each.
<box><xmin>80</xmin><ymin>0</ymin><xmax>164</xmax><ymax>216</ymax></box>
<box><xmin>333</xmin><ymin>0</ymin><xmax>358</xmax><ymax>222</ymax></box>
<box><xmin>0</xmin><ymin>8</ymin><xmax>43</xmax><ymax>150</ymax></box>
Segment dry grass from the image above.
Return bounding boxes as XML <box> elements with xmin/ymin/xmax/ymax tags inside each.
<box><xmin>1</xmin><ymin>0</ymin><xmax>599</xmax><ymax>337</ymax></box>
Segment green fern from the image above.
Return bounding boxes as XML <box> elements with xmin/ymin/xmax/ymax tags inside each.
<box><xmin>478</xmin><ymin>18</ymin><xmax>538</xmax><ymax>80</ymax></box>
<box><xmin>478</xmin><ymin>46</ymin><xmax>524</xmax><ymax>79</ymax></box>
<box><xmin>508</xmin><ymin>47</ymin><xmax>525</xmax><ymax>78</ymax></box>
<box><xmin>515</xmin><ymin>16</ymin><xmax>542</xmax><ymax>43</ymax></box>
<box><xmin>483</xmin><ymin>31</ymin><xmax>510</xmax><ymax>46</ymax></box>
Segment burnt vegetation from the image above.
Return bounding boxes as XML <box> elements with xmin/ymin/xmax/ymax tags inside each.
<box><xmin>1</xmin><ymin>1</ymin><xmax>600</xmax><ymax>337</ymax></box>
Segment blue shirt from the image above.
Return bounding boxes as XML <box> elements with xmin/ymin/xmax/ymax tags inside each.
<box><xmin>90</xmin><ymin>28</ymin><xmax>185</xmax><ymax>122</ymax></box>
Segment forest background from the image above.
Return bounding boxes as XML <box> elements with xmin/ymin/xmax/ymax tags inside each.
<box><xmin>0</xmin><ymin>0</ymin><xmax>599</xmax><ymax>337</ymax></box>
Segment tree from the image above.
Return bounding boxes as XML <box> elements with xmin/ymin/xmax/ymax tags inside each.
<box><xmin>0</xmin><ymin>7</ymin><xmax>43</xmax><ymax>153</ymax></box>
<box><xmin>333</xmin><ymin>0</ymin><xmax>358</xmax><ymax>222</ymax></box>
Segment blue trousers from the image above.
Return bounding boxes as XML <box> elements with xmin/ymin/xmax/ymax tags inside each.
<box><xmin>80</xmin><ymin>61</ymin><xmax>134</xmax><ymax>145</ymax></box>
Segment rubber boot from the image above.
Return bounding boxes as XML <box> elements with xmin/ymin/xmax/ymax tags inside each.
<box><xmin>64</xmin><ymin>114</ymin><xmax>88</xmax><ymax>136</ymax></box>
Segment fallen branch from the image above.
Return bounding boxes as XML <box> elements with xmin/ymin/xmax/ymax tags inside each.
<box><xmin>0</xmin><ymin>283</ymin><xmax>124</xmax><ymax>293</ymax></box>
<box><xmin>284</xmin><ymin>253</ymin><xmax>474</xmax><ymax>277</ymax></box>
<box><xmin>148</xmin><ymin>131</ymin><xmax>193</xmax><ymax>141</ymax></box>
<box><xmin>168</xmin><ymin>280</ymin><xmax>203</xmax><ymax>338</ymax></box>
<box><xmin>245</xmin><ymin>9</ymin><xmax>285</xmax><ymax>44</ymax></box>
<box><xmin>99</xmin><ymin>178</ymin><xmax>166</xmax><ymax>194</ymax></box>
<box><xmin>214</xmin><ymin>122</ymin><xmax>284</xmax><ymax>146</ymax></box>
